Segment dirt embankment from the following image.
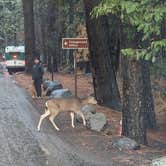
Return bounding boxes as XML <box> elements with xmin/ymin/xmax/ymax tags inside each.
<box><xmin>13</xmin><ymin>72</ymin><xmax>166</xmax><ymax>166</ymax></box>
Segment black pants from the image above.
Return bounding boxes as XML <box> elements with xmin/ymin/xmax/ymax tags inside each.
<box><xmin>34</xmin><ymin>80</ymin><xmax>42</xmax><ymax>97</ymax></box>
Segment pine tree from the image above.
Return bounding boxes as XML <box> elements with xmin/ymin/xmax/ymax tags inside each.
<box><xmin>92</xmin><ymin>0</ymin><xmax>166</xmax><ymax>144</ymax></box>
<box><xmin>22</xmin><ymin>0</ymin><xmax>36</xmax><ymax>73</ymax></box>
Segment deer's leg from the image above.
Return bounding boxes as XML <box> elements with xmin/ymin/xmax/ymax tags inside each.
<box><xmin>77</xmin><ymin>111</ymin><xmax>86</xmax><ymax>126</ymax></box>
<box><xmin>70</xmin><ymin>112</ymin><xmax>75</xmax><ymax>128</ymax></box>
<box><xmin>37</xmin><ymin>110</ymin><xmax>50</xmax><ymax>131</ymax></box>
<box><xmin>49</xmin><ymin>113</ymin><xmax>60</xmax><ymax>131</ymax></box>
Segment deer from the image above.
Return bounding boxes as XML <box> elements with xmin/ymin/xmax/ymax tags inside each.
<box><xmin>37</xmin><ymin>96</ymin><xmax>97</xmax><ymax>131</ymax></box>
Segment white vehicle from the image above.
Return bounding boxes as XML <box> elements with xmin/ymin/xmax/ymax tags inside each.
<box><xmin>4</xmin><ymin>46</ymin><xmax>25</xmax><ymax>71</ymax></box>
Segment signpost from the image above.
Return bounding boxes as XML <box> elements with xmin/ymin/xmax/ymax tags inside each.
<box><xmin>62</xmin><ymin>38</ymin><xmax>88</xmax><ymax>49</ymax></box>
<box><xmin>62</xmin><ymin>38</ymin><xmax>88</xmax><ymax>97</ymax></box>
<box><xmin>51</xmin><ymin>55</ymin><xmax>54</xmax><ymax>81</ymax></box>
<box><xmin>73</xmin><ymin>51</ymin><xmax>77</xmax><ymax>97</ymax></box>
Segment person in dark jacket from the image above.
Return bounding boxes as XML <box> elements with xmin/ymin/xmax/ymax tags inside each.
<box><xmin>32</xmin><ymin>57</ymin><xmax>44</xmax><ymax>97</ymax></box>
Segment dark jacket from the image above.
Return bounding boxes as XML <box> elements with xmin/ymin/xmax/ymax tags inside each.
<box><xmin>32</xmin><ymin>63</ymin><xmax>44</xmax><ymax>81</ymax></box>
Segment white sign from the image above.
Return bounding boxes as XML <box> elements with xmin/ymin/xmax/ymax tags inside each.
<box><xmin>5</xmin><ymin>46</ymin><xmax>25</xmax><ymax>53</ymax></box>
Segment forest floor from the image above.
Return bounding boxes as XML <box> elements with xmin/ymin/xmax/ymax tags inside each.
<box><xmin>13</xmin><ymin>71</ymin><xmax>166</xmax><ymax>166</ymax></box>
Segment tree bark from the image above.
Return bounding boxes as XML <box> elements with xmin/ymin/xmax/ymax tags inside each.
<box><xmin>141</xmin><ymin>61</ymin><xmax>157</xmax><ymax>129</ymax></box>
<box><xmin>46</xmin><ymin>0</ymin><xmax>64</xmax><ymax>72</ymax></box>
<box><xmin>83</xmin><ymin>0</ymin><xmax>121</xmax><ymax>111</ymax></box>
<box><xmin>47</xmin><ymin>0</ymin><xmax>56</xmax><ymax>72</ymax></box>
<box><xmin>107</xmin><ymin>15</ymin><xmax>121</xmax><ymax>73</ymax></box>
<box><xmin>22</xmin><ymin>0</ymin><xmax>36</xmax><ymax>73</ymax></box>
<box><xmin>122</xmin><ymin>57</ymin><xmax>147</xmax><ymax>145</ymax></box>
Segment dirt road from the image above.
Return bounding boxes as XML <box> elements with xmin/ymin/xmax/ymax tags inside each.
<box><xmin>0</xmin><ymin>73</ymin><xmax>116</xmax><ymax>166</ymax></box>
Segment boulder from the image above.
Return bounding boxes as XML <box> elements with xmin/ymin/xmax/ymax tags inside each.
<box><xmin>81</xmin><ymin>104</ymin><xmax>96</xmax><ymax>114</ymax></box>
<box><xmin>50</xmin><ymin>89</ymin><xmax>72</xmax><ymax>99</ymax></box>
<box><xmin>76</xmin><ymin>107</ymin><xmax>106</xmax><ymax>132</ymax></box>
<box><xmin>43</xmin><ymin>80</ymin><xmax>63</xmax><ymax>96</ymax></box>
<box><xmin>151</xmin><ymin>156</ymin><xmax>166</xmax><ymax>166</ymax></box>
<box><xmin>76</xmin><ymin>110</ymin><xmax>93</xmax><ymax>125</ymax></box>
<box><xmin>89</xmin><ymin>113</ymin><xmax>107</xmax><ymax>132</ymax></box>
<box><xmin>102</xmin><ymin>124</ymin><xmax>112</xmax><ymax>135</ymax></box>
<box><xmin>42</xmin><ymin>80</ymin><xmax>51</xmax><ymax>90</ymax></box>
<box><xmin>112</xmin><ymin>137</ymin><xmax>140</xmax><ymax>150</ymax></box>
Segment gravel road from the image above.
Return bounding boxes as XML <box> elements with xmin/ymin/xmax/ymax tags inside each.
<box><xmin>0</xmin><ymin>74</ymin><xmax>115</xmax><ymax>166</ymax></box>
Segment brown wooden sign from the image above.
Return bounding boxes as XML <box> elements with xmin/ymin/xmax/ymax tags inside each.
<box><xmin>62</xmin><ymin>38</ymin><xmax>88</xmax><ymax>49</ymax></box>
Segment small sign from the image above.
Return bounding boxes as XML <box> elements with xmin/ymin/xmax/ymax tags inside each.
<box><xmin>62</xmin><ymin>38</ymin><xmax>88</xmax><ymax>49</ymax></box>
<box><xmin>5</xmin><ymin>46</ymin><xmax>25</xmax><ymax>53</ymax></box>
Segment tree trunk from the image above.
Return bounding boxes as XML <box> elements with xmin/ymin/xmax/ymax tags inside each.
<box><xmin>64</xmin><ymin>0</ymin><xmax>75</xmax><ymax>67</ymax></box>
<box><xmin>42</xmin><ymin>25</ymin><xmax>48</xmax><ymax>64</ymax></box>
<box><xmin>107</xmin><ymin>15</ymin><xmax>121</xmax><ymax>73</ymax></box>
<box><xmin>83</xmin><ymin>0</ymin><xmax>121</xmax><ymax>111</ymax></box>
<box><xmin>122</xmin><ymin>57</ymin><xmax>147</xmax><ymax>145</ymax></box>
<box><xmin>22</xmin><ymin>0</ymin><xmax>35</xmax><ymax>73</ymax></box>
<box><xmin>47</xmin><ymin>0</ymin><xmax>56</xmax><ymax>72</ymax></box>
<box><xmin>141</xmin><ymin>61</ymin><xmax>157</xmax><ymax>129</ymax></box>
<box><xmin>47</xmin><ymin>0</ymin><xmax>63</xmax><ymax>72</ymax></box>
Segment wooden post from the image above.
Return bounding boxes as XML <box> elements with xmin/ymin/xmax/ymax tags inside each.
<box><xmin>51</xmin><ymin>55</ymin><xmax>54</xmax><ymax>81</ymax></box>
<box><xmin>74</xmin><ymin>51</ymin><xmax>77</xmax><ymax>98</ymax></box>
<box><xmin>62</xmin><ymin>38</ymin><xmax>88</xmax><ymax>98</ymax></box>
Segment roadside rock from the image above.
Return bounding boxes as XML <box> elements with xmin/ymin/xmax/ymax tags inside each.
<box><xmin>89</xmin><ymin>113</ymin><xmax>107</xmax><ymax>132</ymax></box>
<box><xmin>102</xmin><ymin>124</ymin><xmax>112</xmax><ymax>135</ymax></box>
<box><xmin>76</xmin><ymin>111</ymin><xmax>92</xmax><ymax>126</ymax></box>
<box><xmin>42</xmin><ymin>80</ymin><xmax>51</xmax><ymax>90</ymax></box>
<box><xmin>76</xmin><ymin>105</ymin><xmax>96</xmax><ymax>123</ymax></box>
<box><xmin>112</xmin><ymin>137</ymin><xmax>140</xmax><ymax>150</ymax></box>
<box><xmin>151</xmin><ymin>156</ymin><xmax>166</xmax><ymax>166</ymax></box>
<box><xmin>82</xmin><ymin>104</ymin><xmax>96</xmax><ymax>114</ymax></box>
<box><xmin>76</xmin><ymin>106</ymin><xmax>107</xmax><ymax>132</ymax></box>
<box><xmin>43</xmin><ymin>80</ymin><xmax>63</xmax><ymax>96</ymax></box>
<box><xmin>50</xmin><ymin>89</ymin><xmax>72</xmax><ymax>98</ymax></box>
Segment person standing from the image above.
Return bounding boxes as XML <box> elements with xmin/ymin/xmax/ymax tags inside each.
<box><xmin>32</xmin><ymin>57</ymin><xmax>44</xmax><ymax>97</ymax></box>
